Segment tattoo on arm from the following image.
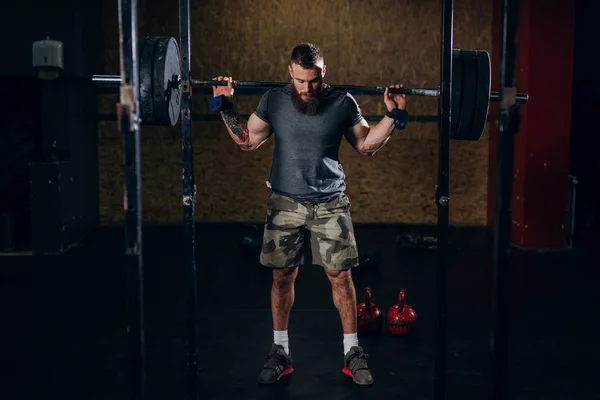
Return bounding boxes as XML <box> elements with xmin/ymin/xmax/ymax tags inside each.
<box><xmin>221</xmin><ymin>110</ymin><xmax>249</xmax><ymax>143</ymax></box>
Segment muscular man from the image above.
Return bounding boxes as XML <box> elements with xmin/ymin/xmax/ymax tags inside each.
<box><xmin>213</xmin><ymin>43</ymin><xmax>406</xmax><ymax>386</ymax></box>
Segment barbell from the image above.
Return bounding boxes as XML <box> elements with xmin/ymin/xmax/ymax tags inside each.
<box><xmin>93</xmin><ymin>36</ymin><xmax>529</xmax><ymax>141</ymax></box>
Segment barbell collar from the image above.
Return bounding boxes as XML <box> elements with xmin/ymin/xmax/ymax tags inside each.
<box><xmin>94</xmin><ymin>75</ymin><xmax>122</xmax><ymax>83</ymax></box>
<box><xmin>490</xmin><ymin>91</ymin><xmax>528</xmax><ymax>104</ymax></box>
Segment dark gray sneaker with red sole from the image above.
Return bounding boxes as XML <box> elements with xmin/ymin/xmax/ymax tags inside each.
<box><xmin>342</xmin><ymin>345</ymin><xmax>373</xmax><ymax>385</ymax></box>
<box><xmin>258</xmin><ymin>343</ymin><xmax>294</xmax><ymax>384</ymax></box>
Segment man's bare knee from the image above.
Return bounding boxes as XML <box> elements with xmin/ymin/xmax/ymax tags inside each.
<box><xmin>273</xmin><ymin>266</ymin><xmax>299</xmax><ymax>287</ymax></box>
<box><xmin>325</xmin><ymin>268</ymin><xmax>352</xmax><ymax>284</ymax></box>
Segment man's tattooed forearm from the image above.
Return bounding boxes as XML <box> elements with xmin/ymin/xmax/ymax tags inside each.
<box><xmin>221</xmin><ymin>110</ymin><xmax>249</xmax><ymax>142</ymax></box>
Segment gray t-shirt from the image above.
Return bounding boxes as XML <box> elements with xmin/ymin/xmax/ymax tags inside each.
<box><xmin>254</xmin><ymin>84</ymin><xmax>364</xmax><ymax>202</ymax></box>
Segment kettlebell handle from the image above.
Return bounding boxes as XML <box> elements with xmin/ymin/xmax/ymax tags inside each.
<box><xmin>398</xmin><ymin>289</ymin><xmax>406</xmax><ymax>312</ymax></box>
<box><xmin>365</xmin><ymin>287</ymin><xmax>372</xmax><ymax>311</ymax></box>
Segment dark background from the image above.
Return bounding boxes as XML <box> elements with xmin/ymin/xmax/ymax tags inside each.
<box><xmin>0</xmin><ymin>0</ymin><xmax>598</xmax><ymax>399</ymax></box>
<box><xmin>569</xmin><ymin>0</ymin><xmax>600</xmax><ymax>247</ymax></box>
<box><xmin>1</xmin><ymin>0</ymin><xmax>597</xmax><ymax>237</ymax></box>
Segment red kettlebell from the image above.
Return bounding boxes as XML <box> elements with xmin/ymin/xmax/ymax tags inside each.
<box><xmin>357</xmin><ymin>287</ymin><xmax>381</xmax><ymax>335</ymax></box>
<box><xmin>386</xmin><ymin>289</ymin><xmax>417</xmax><ymax>335</ymax></box>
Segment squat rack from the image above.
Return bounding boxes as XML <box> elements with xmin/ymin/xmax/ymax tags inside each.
<box><xmin>116</xmin><ymin>0</ymin><xmax>522</xmax><ymax>399</ymax></box>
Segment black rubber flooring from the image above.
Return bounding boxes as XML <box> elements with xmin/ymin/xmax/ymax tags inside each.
<box><xmin>1</xmin><ymin>224</ymin><xmax>598</xmax><ymax>400</ymax></box>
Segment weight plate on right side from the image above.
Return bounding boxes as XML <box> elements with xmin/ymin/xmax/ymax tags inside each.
<box><xmin>451</xmin><ymin>49</ymin><xmax>464</xmax><ymax>138</ymax></box>
<box><xmin>454</xmin><ymin>50</ymin><xmax>479</xmax><ymax>141</ymax></box>
<box><xmin>470</xmin><ymin>50</ymin><xmax>491</xmax><ymax>141</ymax></box>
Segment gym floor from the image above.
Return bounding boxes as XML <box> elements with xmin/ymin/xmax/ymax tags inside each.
<box><xmin>2</xmin><ymin>224</ymin><xmax>598</xmax><ymax>400</ymax></box>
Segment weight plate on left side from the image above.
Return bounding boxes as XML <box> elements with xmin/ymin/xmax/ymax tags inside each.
<box><xmin>139</xmin><ymin>36</ymin><xmax>158</xmax><ymax>126</ymax></box>
<box><xmin>152</xmin><ymin>37</ymin><xmax>181</xmax><ymax>127</ymax></box>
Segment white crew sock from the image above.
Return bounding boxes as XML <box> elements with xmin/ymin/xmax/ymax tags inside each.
<box><xmin>274</xmin><ymin>330</ymin><xmax>289</xmax><ymax>355</ymax></box>
<box><xmin>343</xmin><ymin>333</ymin><xmax>359</xmax><ymax>355</ymax></box>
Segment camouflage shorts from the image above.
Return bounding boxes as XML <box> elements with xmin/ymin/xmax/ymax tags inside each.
<box><xmin>260</xmin><ymin>190</ymin><xmax>360</xmax><ymax>271</ymax></box>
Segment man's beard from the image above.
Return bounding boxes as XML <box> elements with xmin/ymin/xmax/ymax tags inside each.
<box><xmin>291</xmin><ymin>84</ymin><xmax>322</xmax><ymax>115</ymax></box>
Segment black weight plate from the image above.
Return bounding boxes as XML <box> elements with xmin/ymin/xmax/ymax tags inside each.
<box><xmin>469</xmin><ymin>50</ymin><xmax>491</xmax><ymax>141</ymax></box>
<box><xmin>139</xmin><ymin>36</ymin><xmax>158</xmax><ymax>125</ymax></box>
<box><xmin>152</xmin><ymin>37</ymin><xmax>181</xmax><ymax>126</ymax></box>
<box><xmin>454</xmin><ymin>50</ymin><xmax>479</xmax><ymax>141</ymax></box>
<box><xmin>451</xmin><ymin>49</ymin><xmax>464</xmax><ymax>138</ymax></box>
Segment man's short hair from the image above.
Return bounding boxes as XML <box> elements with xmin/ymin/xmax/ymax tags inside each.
<box><xmin>290</xmin><ymin>43</ymin><xmax>323</xmax><ymax>68</ymax></box>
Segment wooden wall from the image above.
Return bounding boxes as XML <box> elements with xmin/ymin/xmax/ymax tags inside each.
<box><xmin>97</xmin><ymin>0</ymin><xmax>493</xmax><ymax>225</ymax></box>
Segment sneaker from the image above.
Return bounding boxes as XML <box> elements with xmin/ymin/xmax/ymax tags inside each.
<box><xmin>342</xmin><ymin>346</ymin><xmax>373</xmax><ymax>385</ymax></box>
<box><xmin>258</xmin><ymin>343</ymin><xmax>294</xmax><ymax>384</ymax></box>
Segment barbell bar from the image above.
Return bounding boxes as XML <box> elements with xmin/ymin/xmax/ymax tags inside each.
<box><xmin>93</xmin><ymin>74</ymin><xmax>527</xmax><ymax>104</ymax></box>
<box><xmin>199</xmin><ymin>81</ymin><xmax>529</xmax><ymax>105</ymax></box>
<box><xmin>93</xmin><ymin>36</ymin><xmax>529</xmax><ymax>141</ymax></box>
